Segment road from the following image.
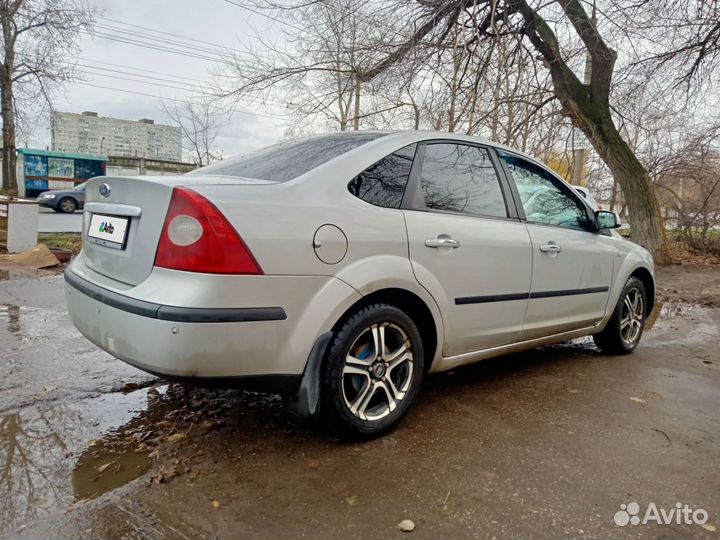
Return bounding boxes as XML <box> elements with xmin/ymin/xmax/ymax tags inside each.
<box><xmin>0</xmin><ymin>268</ymin><xmax>718</xmax><ymax>539</ymax></box>
<box><xmin>38</xmin><ymin>207</ymin><xmax>82</xmax><ymax>233</ymax></box>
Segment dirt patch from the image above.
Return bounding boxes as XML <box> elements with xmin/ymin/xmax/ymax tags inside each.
<box><xmin>2</xmin><ymin>264</ymin><xmax>720</xmax><ymax>540</ymax></box>
<box><xmin>655</xmin><ymin>264</ymin><xmax>720</xmax><ymax>307</ymax></box>
<box><xmin>666</xmin><ymin>238</ymin><xmax>720</xmax><ymax>266</ymax></box>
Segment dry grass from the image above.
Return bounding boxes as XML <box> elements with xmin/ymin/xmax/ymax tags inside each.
<box><xmin>667</xmin><ymin>239</ymin><xmax>720</xmax><ymax>266</ymax></box>
<box><xmin>37</xmin><ymin>233</ymin><xmax>82</xmax><ymax>255</ymax></box>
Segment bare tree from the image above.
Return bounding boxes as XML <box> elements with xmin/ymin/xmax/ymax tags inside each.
<box><xmin>0</xmin><ymin>410</ymin><xmax>70</xmax><ymax>531</ymax></box>
<box><xmin>351</xmin><ymin>0</ymin><xmax>672</xmax><ymax>260</ymax></box>
<box><xmin>162</xmin><ymin>98</ymin><xmax>228</xmax><ymax>166</ymax></box>
<box><xmin>219</xmin><ymin>0</ymin><xmax>720</xmax><ymax>263</ymax></box>
<box><xmin>0</xmin><ymin>0</ymin><xmax>93</xmax><ymax>196</ymax></box>
<box><xmin>652</xmin><ymin>125</ymin><xmax>720</xmax><ymax>256</ymax></box>
<box><xmin>217</xmin><ymin>0</ymin><xmax>409</xmax><ymax>132</ymax></box>
<box><xmin>631</xmin><ymin>0</ymin><xmax>720</xmax><ymax>88</ymax></box>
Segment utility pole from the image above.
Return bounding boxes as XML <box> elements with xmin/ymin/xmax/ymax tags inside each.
<box><xmin>571</xmin><ymin>55</ymin><xmax>592</xmax><ymax>186</ymax></box>
<box><xmin>352</xmin><ymin>75</ymin><xmax>361</xmax><ymax>131</ymax></box>
<box><xmin>571</xmin><ymin>1</ymin><xmax>596</xmax><ymax>187</ymax></box>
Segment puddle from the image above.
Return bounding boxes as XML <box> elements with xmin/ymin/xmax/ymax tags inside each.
<box><xmin>644</xmin><ymin>301</ymin><xmax>718</xmax><ymax>346</ymax></box>
<box><xmin>646</xmin><ymin>301</ymin><xmax>700</xmax><ymax>331</ymax></box>
<box><xmin>0</xmin><ymin>304</ymin><xmax>75</xmax><ymax>341</ymax></box>
<box><xmin>0</xmin><ymin>304</ymin><xmax>21</xmax><ymax>334</ymax></box>
<box><xmin>0</xmin><ymin>386</ymin><xmax>169</xmax><ymax>534</ymax></box>
<box><xmin>72</xmin><ymin>431</ymin><xmax>152</xmax><ymax>502</ymax></box>
<box><xmin>0</xmin><ymin>266</ymin><xmax>60</xmax><ymax>281</ymax></box>
<box><xmin>72</xmin><ymin>445</ymin><xmax>151</xmax><ymax>500</ymax></box>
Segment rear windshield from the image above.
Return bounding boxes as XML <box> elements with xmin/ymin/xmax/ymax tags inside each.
<box><xmin>188</xmin><ymin>132</ymin><xmax>388</xmax><ymax>182</ymax></box>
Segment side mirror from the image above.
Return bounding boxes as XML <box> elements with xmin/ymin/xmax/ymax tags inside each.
<box><xmin>596</xmin><ymin>210</ymin><xmax>620</xmax><ymax>230</ymax></box>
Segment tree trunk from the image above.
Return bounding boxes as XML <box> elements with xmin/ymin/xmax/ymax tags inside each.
<box><xmin>1</xmin><ymin>1</ymin><xmax>18</xmax><ymax>198</ymax></box>
<box><xmin>0</xmin><ymin>69</ymin><xmax>17</xmax><ymax>197</ymax></box>
<box><xmin>505</xmin><ymin>0</ymin><xmax>669</xmax><ymax>262</ymax></box>
<box><xmin>577</xmin><ymin>110</ymin><xmax>667</xmax><ymax>261</ymax></box>
<box><xmin>547</xmin><ymin>65</ymin><xmax>668</xmax><ymax>262</ymax></box>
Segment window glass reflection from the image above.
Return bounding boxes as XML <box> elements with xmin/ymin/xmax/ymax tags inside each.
<box><xmin>420</xmin><ymin>144</ymin><xmax>507</xmax><ymax>217</ymax></box>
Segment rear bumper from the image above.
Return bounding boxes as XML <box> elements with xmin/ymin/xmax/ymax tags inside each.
<box><xmin>64</xmin><ymin>259</ymin><xmax>362</xmax><ymax>386</ymax></box>
<box><xmin>64</xmin><ymin>269</ymin><xmax>287</xmax><ymax>323</ymax></box>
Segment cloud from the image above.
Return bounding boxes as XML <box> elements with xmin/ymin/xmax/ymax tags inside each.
<box><xmin>28</xmin><ymin>0</ymin><xmax>289</xmax><ymax>157</ymax></box>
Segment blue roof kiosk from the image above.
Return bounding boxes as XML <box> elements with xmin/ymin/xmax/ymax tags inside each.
<box><xmin>17</xmin><ymin>149</ymin><xmax>108</xmax><ymax>198</ymax></box>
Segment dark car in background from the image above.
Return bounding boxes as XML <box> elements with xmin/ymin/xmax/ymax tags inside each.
<box><xmin>37</xmin><ymin>182</ymin><xmax>86</xmax><ymax>213</ymax></box>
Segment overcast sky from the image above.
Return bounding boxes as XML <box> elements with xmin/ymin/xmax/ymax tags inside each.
<box><xmin>33</xmin><ymin>0</ymin><xmax>290</xmax><ymax>159</ymax></box>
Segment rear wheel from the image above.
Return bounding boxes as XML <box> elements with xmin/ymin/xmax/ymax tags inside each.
<box><xmin>321</xmin><ymin>303</ymin><xmax>424</xmax><ymax>438</ymax></box>
<box><xmin>58</xmin><ymin>197</ymin><xmax>77</xmax><ymax>213</ymax></box>
<box><xmin>593</xmin><ymin>277</ymin><xmax>647</xmax><ymax>354</ymax></box>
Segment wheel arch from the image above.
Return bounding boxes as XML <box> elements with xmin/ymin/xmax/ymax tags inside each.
<box><xmin>330</xmin><ymin>287</ymin><xmax>440</xmax><ymax>373</ymax></box>
<box><xmin>630</xmin><ymin>266</ymin><xmax>655</xmax><ymax>317</ymax></box>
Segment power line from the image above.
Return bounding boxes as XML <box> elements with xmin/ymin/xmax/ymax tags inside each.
<box><xmin>86</xmin><ymin>14</ymin><xmax>373</xmax><ymax>88</ymax></box>
<box><xmin>77</xmin><ymin>59</ymin><xmax>307</xmax><ymax>115</ymax></box>
<box><xmin>220</xmin><ymin>0</ymin><xmax>416</xmax><ymax>45</ymax></box>
<box><xmin>83</xmin><ymin>31</ymin><xmax>222</xmax><ymax>62</ymax></box>
<box><xmin>81</xmin><ymin>68</ymin><xmax>205</xmax><ymax>93</ymax></box>
<box><xmin>79</xmin><ymin>65</ymin><xmax>204</xmax><ymax>91</ymax></box>
<box><xmin>221</xmin><ymin>0</ymin><xmax>306</xmax><ymax>33</ymax></box>
<box><xmin>80</xmin><ymin>81</ymin><xmax>191</xmax><ymax>99</ymax></box>
<box><xmin>97</xmin><ymin>15</ymin><xmax>234</xmax><ymax>52</ymax></box>
<box><xmin>78</xmin><ymin>14</ymin><xmax>369</xmax><ymax>117</ymax></box>
<box><xmin>78</xmin><ymin>82</ymin><xmax>291</xmax><ymax>121</ymax></box>
<box><xmin>79</xmin><ymin>58</ymin><xmax>202</xmax><ymax>83</ymax></box>
<box><xmin>95</xmin><ymin>23</ymin><xmax>226</xmax><ymax>57</ymax></box>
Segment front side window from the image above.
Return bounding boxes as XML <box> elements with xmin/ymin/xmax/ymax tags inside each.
<box><xmin>419</xmin><ymin>143</ymin><xmax>507</xmax><ymax>217</ymax></box>
<box><xmin>499</xmin><ymin>151</ymin><xmax>591</xmax><ymax>230</ymax></box>
<box><xmin>348</xmin><ymin>144</ymin><xmax>417</xmax><ymax>209</ymax></box>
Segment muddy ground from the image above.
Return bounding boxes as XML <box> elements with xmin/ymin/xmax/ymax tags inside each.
<box><xmin>0</xmin><ymin>266</ymin><xmax>718</xmax><ymax>539</ymax></box>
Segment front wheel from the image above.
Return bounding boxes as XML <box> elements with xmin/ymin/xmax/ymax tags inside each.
<box><xmin>321</xmin><ymin>303</ymin><xmax>424</xmax><ymax>438</ymax></box>
<box><xmin>593</xmin><ymin>277</ymin><xmax>647</xmax><ymax>355</ymax></box>
<box><xmin>58</xmin><ymin>197</ymin><xmax>77</xmax><ymax>213</ymax></box>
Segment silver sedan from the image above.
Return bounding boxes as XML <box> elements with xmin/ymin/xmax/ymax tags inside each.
<box><xmin>65</xmin><ymin>131</ymin><xmax>654</xmax><ymax>437</ymax></box>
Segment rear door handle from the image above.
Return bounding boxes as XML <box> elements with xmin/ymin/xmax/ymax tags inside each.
<box><xmin>539</xmin><ymin>242</ymin><xmax>562</xmax><ymax>253</ymax></box>
<box><xmin>425</xmin><ymin>237</ymin><xmax>460</xmax><ymax>248</ymax></box>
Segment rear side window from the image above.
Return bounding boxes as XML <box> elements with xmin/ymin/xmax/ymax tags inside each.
<box><xmin>348</xmin><ymin>144</ymin><xmax>417</xmax><ymax>209</ymax></box>
<box><xmin>419</xmin><ymin>143</ymin><xmax>507</xmax><ymax>217</ymax></box>
<box><xmin>189</xmin><ymin>132</ymin><xmax>386</xmax><ymax>182</ymax></box>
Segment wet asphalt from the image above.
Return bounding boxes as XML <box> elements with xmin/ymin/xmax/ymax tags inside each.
<box><xmin>0</xmin><ymin>272</ymin><xmax>718</xmax><ymax>539</ymax></box>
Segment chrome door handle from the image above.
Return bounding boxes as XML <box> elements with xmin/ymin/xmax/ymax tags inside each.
<box><xmin>425</xmin><ymin>237</ymin><xmax>460</xmax><ymax>248</ymax></box>
<box><xmin>539</xmin><ymin>242</ymin><xmax>562</xmax><ymax>253</ymax></box>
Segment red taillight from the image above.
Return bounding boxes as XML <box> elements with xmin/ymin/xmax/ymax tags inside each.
<box><xmin>154</xmin><ymin>187</ymin><xmax>263</xmax><ymax>275</ymax></box>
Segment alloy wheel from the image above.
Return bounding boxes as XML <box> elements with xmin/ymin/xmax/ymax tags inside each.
<box><xmin>342</xmin><ymin>322</ymin><xmax>414</xmax><ymax>422</ymax></box>
<box><xmin>620</xmin><ymin>287</ymin><xmax>644</xmax><ymax>346</ymax></box>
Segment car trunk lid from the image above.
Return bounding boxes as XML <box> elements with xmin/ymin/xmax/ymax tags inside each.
<box><xmin>82</xmin><ymin>175</ymin><xmax>276</xmax><ymax>286</ymax></box>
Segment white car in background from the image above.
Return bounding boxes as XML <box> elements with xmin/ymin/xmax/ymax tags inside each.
<box><xmin>65</xmin><ymin>131</ymin><xmax>655</xmax><ymax>437</ymax></box>
<box><xmin>571</xmin><ymin>185</ymin><xmax>601</xmax><ymax>210</ymax></box>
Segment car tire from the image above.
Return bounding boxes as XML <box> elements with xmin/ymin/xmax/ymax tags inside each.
<box><xmin>593</xmin><ymin>277</ymin><xmax>647</xmax><ymax>355</ymax></box>
<box><xmin>321</xmin><ymin>303</ymin><xmax>424</xmax><ymax>438</ymax></box>
<box><xmin>58</xmin><ymin>197</ymin><xmax>77</xmax><ymax>213</ymax></box>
